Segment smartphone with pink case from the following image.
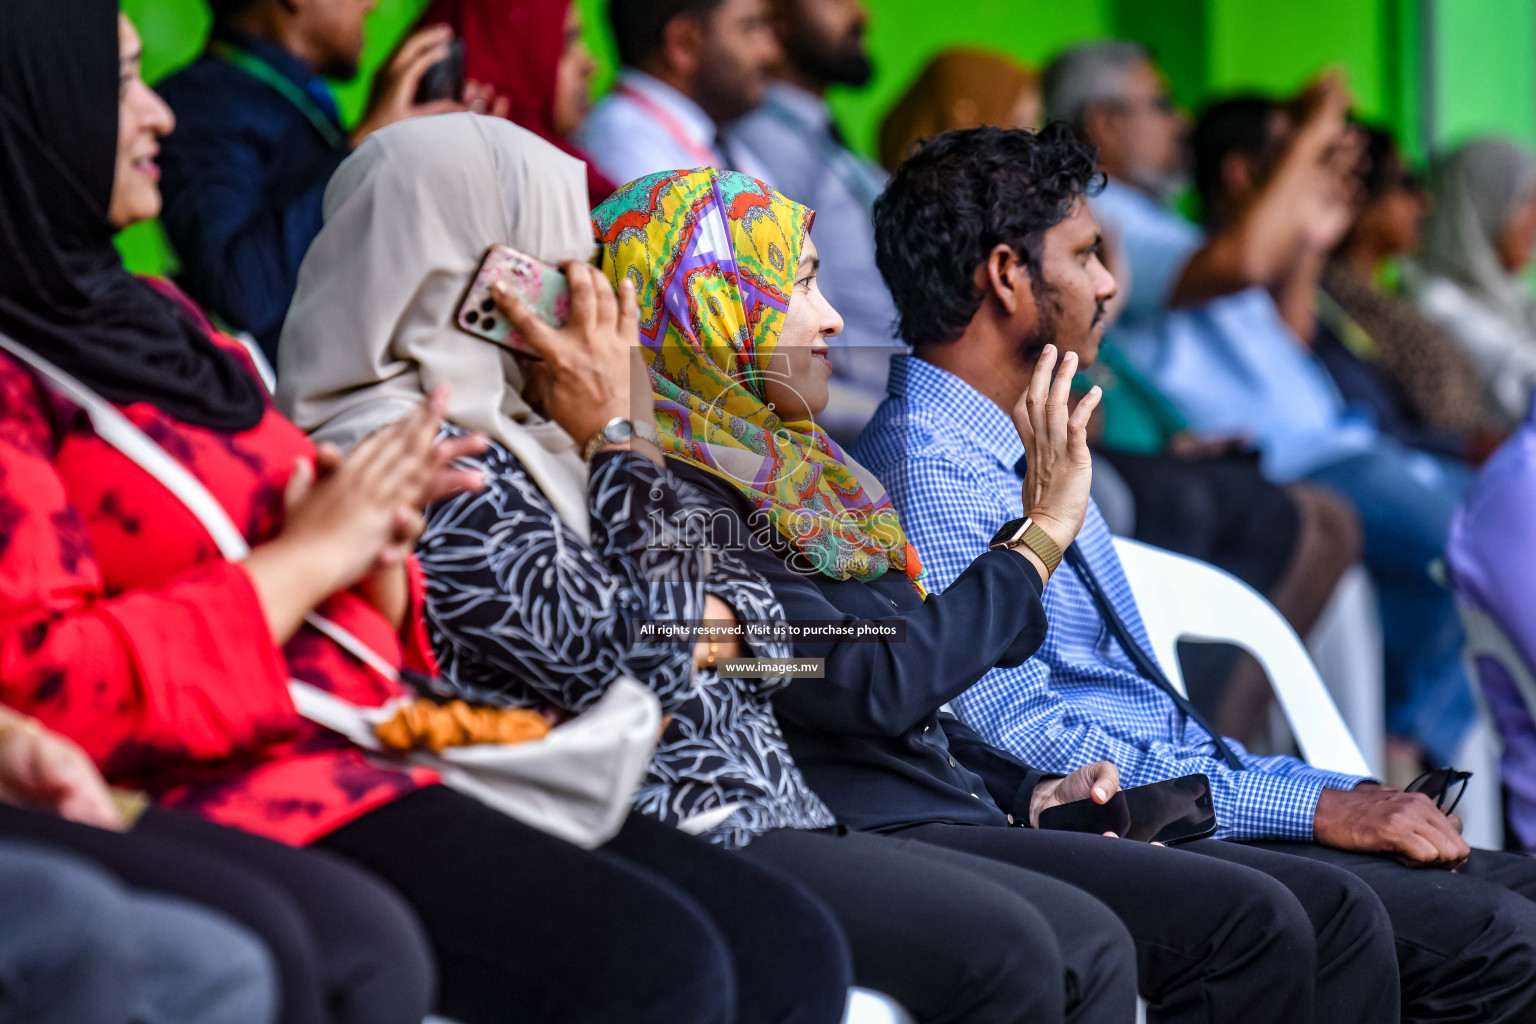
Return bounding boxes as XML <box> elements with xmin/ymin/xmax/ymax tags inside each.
<box><xmin>456</xmin><ymin>244</ymin><xmax>570</xmax><ymax>354</ymax></box>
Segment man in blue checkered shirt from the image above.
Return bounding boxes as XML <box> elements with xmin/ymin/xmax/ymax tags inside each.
<box><xmin>857</xmin><ymin>121</ymin><xmax>1536</xmax><ymax>1021</ymax></box>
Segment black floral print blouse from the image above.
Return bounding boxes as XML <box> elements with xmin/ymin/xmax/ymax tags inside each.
<box><xmin>417</xmin><ymin>431</ymin><xmax>835</xmax><ymax>848</ymax></box>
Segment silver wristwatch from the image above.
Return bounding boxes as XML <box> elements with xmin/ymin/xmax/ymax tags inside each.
<box><xmin>582</xmin><ymin>416</ymin><xmax>660</xmax><ymax>461</ymax></box>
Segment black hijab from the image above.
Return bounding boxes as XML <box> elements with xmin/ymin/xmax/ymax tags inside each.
<box><xmin>0</xmin><ymin>0</ymin><xmax>266</xmax><ymax>432</ymax></box>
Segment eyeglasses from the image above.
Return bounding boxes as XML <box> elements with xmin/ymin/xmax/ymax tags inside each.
<box><xmin>1406</xmin><ymin>767</ymin><xmax>1473</xmax><ymax>816</ymax></box>
<box><xmin>1108</xmin><ymin>94</ymin><xmax>1177</xmax><ymax>117</ymax></box>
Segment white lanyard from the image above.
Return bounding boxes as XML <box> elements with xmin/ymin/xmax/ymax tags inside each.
<box><xmin>0</xmin><ymin>331</ymin><xmax>400</xmax><ymax>684</ymax></box>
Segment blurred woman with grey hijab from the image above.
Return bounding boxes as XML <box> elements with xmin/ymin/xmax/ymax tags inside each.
<box><xmin>1411</xmin><ymin>137</ymin><xmax>1536</xmax><ymax>426</ymax></box>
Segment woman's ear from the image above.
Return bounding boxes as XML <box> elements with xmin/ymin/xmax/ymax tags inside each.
<box><xmin>983</xmin><ymin>243</ymin><xmax>1029</xmax><ymax>316</ymax></box>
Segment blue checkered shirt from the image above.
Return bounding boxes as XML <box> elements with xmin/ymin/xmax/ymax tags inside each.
<box><xmin>852</xmin><ymin>353</ymin><xmax>1369</xmax><ymax>841</ymax></box>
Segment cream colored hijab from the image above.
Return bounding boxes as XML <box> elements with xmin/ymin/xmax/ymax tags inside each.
<box><xmin>276</xmin><ymin>113</ymin><xmax>595</xmax><ymax>541</ymax></box>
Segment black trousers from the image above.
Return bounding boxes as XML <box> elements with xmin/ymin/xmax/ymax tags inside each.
<box><xmin>1243</xmin><ymin>842</ymin><xmax>1536</xmax><ymax>1023</ymax></box>
<box><xmin>1098</xmin><ymin>450</ymin><xmax>1300</xmax><ymax>594</ymax></box>
<box><xmin>0</xmin><ymin>801</ymin><xmax>435</xmax><ymax>1024</ymax></box>
<box><xmin>898</xmin><ymin>824</ymin><xmax>1400</xmax><ymax>1024</ymax></box>
<box><xmin>315</xmin><ymin>786</ymin><xmax>850</xmax><ymax>1024</ymax></box>
<box><xmin>740</xmin><ymin>827</ymin><xmax>1137</xmax><ymax>1024</ymax></box>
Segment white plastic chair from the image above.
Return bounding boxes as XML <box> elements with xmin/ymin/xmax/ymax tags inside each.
<box><xmin>1455</xmin><ymin>598</ymin><xmax>1522</xmax><ymax>851</ymax></box>
<box><xmin>1111</xmin><ymin>537</ymin><xmax>1372</xmax><ymax>777</ymax></box>
<box><xmin>1302</xmin><ymin>567</ymin><xmax>1386</xmax><ymax>778</ymax></box>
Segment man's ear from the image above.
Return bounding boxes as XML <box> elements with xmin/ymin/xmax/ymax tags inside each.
<box><xmin>981</xmin><ymin>243</ymin><xmax>1031</xmax><ymax>316</ymax></box>
<box><xmin>1220</xmin><ymin>151</ymin><xmax>1258</xmax><ymax>206</ymax></box>
<box><xmin>1080</xmin><ymin>104</ymin><xmax>1117</xmax><ymax>156</ymax></box>
<box><xmin>660</xmin><ymin>13</ymin><xmax>707</xmax><ymax>78</ymax></box>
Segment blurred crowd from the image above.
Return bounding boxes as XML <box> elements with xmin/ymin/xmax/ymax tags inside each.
<box><xmin>7</xmin><ymin>0</ymin><xmax>1536</xmax><ymax>1022</ymax></box>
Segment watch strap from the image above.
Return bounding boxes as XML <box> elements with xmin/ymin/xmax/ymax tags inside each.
<box><xmin>582</xmin><ymin>417</ymin><xmax>662</xmax><ymax>462</ymax></box>
<box><xmin>1017</xmin><ymin>521</ymin><xmax>1063</xmax><ymax>577</ymax></box>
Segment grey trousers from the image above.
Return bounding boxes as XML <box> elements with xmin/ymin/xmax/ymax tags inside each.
<box><xmin>0</xmin><ymin>841</ymin><xmax>276</xmax><ymax>1024</ymax></box>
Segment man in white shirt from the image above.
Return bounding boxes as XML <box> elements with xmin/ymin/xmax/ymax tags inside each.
<box><xmin>729</xmin><ymin>0</ymin><xmax>897</xmax><ymax>442</ymax></box>
<box><xmin>575</xmin><ymin>0</ymin><xmax>778</xmax><ymax>189</ymax></box>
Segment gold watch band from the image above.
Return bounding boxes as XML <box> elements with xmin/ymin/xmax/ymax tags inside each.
<box><xmin>1011</xmin><ymin>521</ymin><xmax>1063</xmax><ymax>578</ymax></box>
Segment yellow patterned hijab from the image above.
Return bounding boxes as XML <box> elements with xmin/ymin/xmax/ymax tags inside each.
<box><xmin>593</xmin><ymin>169</ymin><xmax>924</xmax><ymax>592</ymax></box>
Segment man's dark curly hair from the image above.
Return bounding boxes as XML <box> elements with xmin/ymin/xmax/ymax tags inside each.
<box><xmin>874</xmin><ymin>122</ymin><xmax>1103</xmax><ymax>350</ymax></box>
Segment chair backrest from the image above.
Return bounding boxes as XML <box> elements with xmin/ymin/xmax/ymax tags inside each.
<box><xmin>1459</xmin><ymin>599</ymin><xmax>1536</xmax><ymax>719</ymax></box>
<box><xmin>1111</xmin><ymin>537</ymin><xmax>1371</xmax><ymax>777</ymax></box>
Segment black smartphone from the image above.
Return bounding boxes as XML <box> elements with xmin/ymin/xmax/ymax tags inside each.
<box><xmin>414</xmin><ymin>37</ymin><xmax>465</xmax><ymax>105</ymax></box>
<box><xmin>1037</xmin><ymin>773</ymin><xmax>1218</xmax><ymax>845</ymax></box>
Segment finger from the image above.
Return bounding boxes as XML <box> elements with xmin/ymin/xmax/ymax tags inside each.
<box><xmin>394</xmin><ymin>24</ymin><xmax>452</xmax><ymax>70</ymax></box>
<box><xmin>312</xmin><ymin>441</ymin><xmax>344</xmax><ymax>476</ymax></box>
<box><xmin>588</xmin><ymin>265</ymin><xmax>619</xmax><ymax>339</ymax></box>
<box><xmin>1027</xmin><ymin>345</ymin><xmax>1058</xmax><ymax>427</ymax></box>
<box><xmin>397</xmin><ymin>41</ymin><xmax>455</xmax><ymax>101</ymax></box>
<box><xmin>429</xmin><ymin>466</ymin><xmax>488</xmax><ymax>503</ymax></box>
<box><xmin>1395</xmin><ymin>831</ymin><xmax>1441</xmax><ymax>863</ymax></box>
<box><xmin>1011</xmin><ymin>384</ymin><xmax>1037</xmax><ymax>448</ymax></box>
<box><xmin>1044</xmin><ymin>349</ymin><xmax>1078</xmax><ymax>446</ymax></box>
<box><xmin>1068</xmin><ymin>385</ymin><xmax>1102</xmax><ymax>435</ymax></box>
<box><xmin>617</xmin><ymin>276</ymin><xmax>640</xmax><ymax>340</ymax></box>
<box><xmin>492</xmin><ymin>281</ymin><xmax>559</xmax><ymax>361</ymax></box>
<box><xmin>1447</xmin><ymin>812</ymin><xmax>1465</xmax><ymax>835</ymax></box>
<box><xmin>491</xmin><ymin>95</ymin><xmax>511</xmax><ymax>119</ymax></box>
<box><xmin>1090</xmin><ymin>761</ymin><xmax>1120</xmax><ymax>802</ymax></box>
<box><xmin>1102</xmin><ymin>831</ymin><xmax>1119</xmax><ymax>839</ymax></box>
<box><xmin>283</xmin><ymin>457</ymin><xmax>315</xmax><ymax>514</ymax></box>
<box><xmin>432</xmin><ymin>432</ymin><xmax>489</xmax><ymax>463</ymax></box>
<box><xmin>564</xmin><ymin>260</ymin><xmax>598</xmax><ymax>340</ymax></box>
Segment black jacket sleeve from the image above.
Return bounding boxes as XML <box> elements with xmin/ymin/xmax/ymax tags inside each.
<box><xmin>672</xmin><ymin>461</ymin><xmax>1051</xmax><ymax>739</ymax></box>
<box><xmin>941</xmin><ymin>713</ymin><xmax>1061</xmax><ymax>824</ymax></box>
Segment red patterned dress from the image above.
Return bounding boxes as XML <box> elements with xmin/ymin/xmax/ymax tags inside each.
<box><xmin>0</xmin><ymin>287</ymin><xmax>438</xmax><ymax>846</ymax></box>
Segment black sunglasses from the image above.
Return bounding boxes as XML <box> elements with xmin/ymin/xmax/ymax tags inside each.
<box><xmin>1406</xmin><ymin>767</ymin><xmax>1473</xmax><ymax>816</ymax></box>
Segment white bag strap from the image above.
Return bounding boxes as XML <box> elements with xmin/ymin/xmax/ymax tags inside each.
<box><xmin>0</xmin><ymin>331</ymin><xmax>400</xmax><ymax>684</ymax></box>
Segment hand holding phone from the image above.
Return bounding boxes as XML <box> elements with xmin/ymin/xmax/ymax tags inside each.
<box><xmin>457</xmin><ymin>244</ymin><xmax>573</xmax><ymax>355</ymax></box>
<box><xmin>476</xmin><ymin>257</ymin><xmax>656</xmax><ymax>461</ymax></box>
<box><xmin>1037</xmin><ymin>773</ymin><xmax>1218</xmax><ymax>845</ymax></box>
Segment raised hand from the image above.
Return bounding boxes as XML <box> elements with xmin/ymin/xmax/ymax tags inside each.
<box><xmin>493</xmin><ymin>263</ymin><xmax>658</xmax><ymax>464</ymax></box>
<box><xmin>351</xmin><ymin>26</ymin><xmax>469</xmax><ymax>146</ymax></box>
<box><xmin>1012</xmin><ymin>344</ymin><xmax>1101</xmax><ymax>557</ymax></box>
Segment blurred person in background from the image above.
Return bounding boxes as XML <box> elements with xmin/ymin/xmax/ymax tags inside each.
<box><xmin>0</xmin><ymin>708</ymin><xmax>278</xmax><ymax>1024</ymax></box>
<box><xmin>1325</xmin><ymin>126</ymin><xmax>1501</xmax><ymax>458</ymax></box>
<box><xmin>730</xmin><ymin>0</ymin><xmax>896</xmax><ymax>444</ymax></box>
<box><xmin>1051</xmin><ymin>40</ymin><xmax>1474</xmax><ymax>772</ymax></box>
<box><xmin>1027</xmin><ymin>45</ymin><xmax>1362</xmax><ymax>743</ymax></box>
<box><xmin>1209</xmin><ymin>103</ymin><xmax>1478</xmax><ymax>464</ymax></box>
<box><xmin>1448</xmin><ymin>400</ymin><xmax>1536</xmax><ymax>852</ymax></box>
<box><xmin>1192</xmin><ymin>94</ymin><xmax>1474</xmax><ymax>776</ymax></box>
<box><xmin>1410</xmin><ymin>137</ymin><xmax>1536</xmax><ymax>429</ymax></box>
<box><xmin>157</xmin><ymin>0</ymin><xmax>495</xmax><ymax>361</ymax></box>
<box><xmin>878</xmin><ymin>48</ymin><xmax>1041</xmax><ymax>171</ymax></box>
<box><xmin>575</xmin><ymin>0</ymin><xmax>778</xmax><ymax>189</ymax></box>
<box><xmin>415</xmin><ymin>0</ymin><xmax>617</xmax><ymax>202</ymax></box>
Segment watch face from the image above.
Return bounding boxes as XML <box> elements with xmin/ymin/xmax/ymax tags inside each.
<box><xmin>989</xmin><ymin>517</ymin><xmax>1028</xmax><ymax>549</ymax></box>
<box><xmin>606</xmin><ymin>419</ymin><xmax>636</xmax><ymax>443</ymax></box>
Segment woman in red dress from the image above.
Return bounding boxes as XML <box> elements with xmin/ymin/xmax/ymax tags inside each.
<box><xmin>0</xmin><ymin>2</ymin><xmax>766</xmax><ymax>1022</ymax></box>
<box><xmin>419</xmin><ymin>0</ymin><xmax>617</xmax><ymax>202</ymax></box>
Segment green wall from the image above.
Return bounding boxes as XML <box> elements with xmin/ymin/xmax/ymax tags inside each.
<box><xmin>119</xmin><ymin>0</ymin><xmax>1536</xmax><ymax>275</ymax></box>
<box><xmin>1429</xmin><ymin>0</ymin><xmax>1536</xmax><ymax>148</ymax></box>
